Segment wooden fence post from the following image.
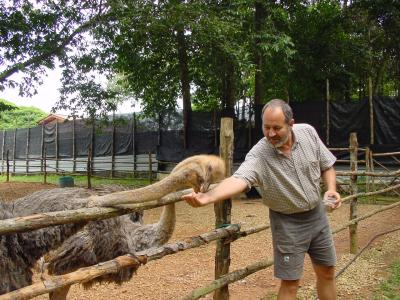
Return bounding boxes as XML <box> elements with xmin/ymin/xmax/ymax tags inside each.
<box><xmin>6</xmin><ymin>150</ymin><xmax>9</xmax><ymax>183</ymax></box>
<box><xmin>111</xmin><ymin>115</ymin><xmax>115</xmax><ymax>178</ymax></box>
<box><xmin>26</xmin><ymin>128</ymin><xmax>30</xmax><ymax>175</ymax></box>
<box><xmin>40</xmin><ymin>124</ymin><xmax>44</xmax><ymax>172</ymax></box>
<box><xmin>72</xmin><ymin>117</ymin><xmax>76</xmax><ymax>173</ymax></box>
<box><xmin>365</xmin><ymin>147</ymin><xmax>369</xmax><ymax>191</ymax></box>
<box><xmin>87</xmin><ymin>145</ymin><xmax>92</xmax><ymax>189</ymax></box>
<box><xmin>132</xmin><ymin>113</ymin><xmax>137</xmax><ymax>178</ymax></box>
<box><xmin>43</xmin><ymin>147</ymin><xmax>47</xmax><ymax>184</ymax></box>
<box><xmin>214</xmin><ymin>117</ymin><xmax>234</xmax><ymax>300</ymax></box>
<box><xmin>368</xmin><ymin>77</ymin><xmax>374</xmax><ymax>145</ymax></box>
<box><xmin>148</xmin><ymin>152</ymin><xmax>153</xmax><ymax>184</ymax></box>
<box><xmin>247</xmin><ymin>101</ymin><xmax>252</xmax><ymax>148</ymax></box>
<box><xmin>213</xmin><ymin>110</ymin><xmax>218</xmax><ymax>148</ymax></box>
<box><xmin>55</xmin><ymin>121</ymin><xmax>59</xmax><ymax>174</ymax></box>
<box><xmin>349</xmin><ymin>132</ymin><xmax>358</xmax><ymax>254</ymax></box>
<box><xmin>12</xmin><ymin>128</ymin><xmax>16</xmax><ymax>174</ymax></box>
<box><xmin>364</xmin><ymin>147</ymin><xmax>375</xmax><ymax>203</ymax></box>
<box><xmin>369</xmin><ymin>149</ymin><xmax>375</xmax><ymax>194</ymax></box>
<box><xmin>326</xmin><ymin>78</ymin><xmax>330</xmax><ymax>145</ymax></box>
<box><xmin>1</xmin><ymin>130</ymin><xmax>5</xmax><ymax>175</ymax></box>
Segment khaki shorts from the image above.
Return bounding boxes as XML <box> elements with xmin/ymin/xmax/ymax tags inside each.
<box><xmin>269</xmin><ymin>203</ymin><xmax>336</xmax><ymax>280</ymax></box>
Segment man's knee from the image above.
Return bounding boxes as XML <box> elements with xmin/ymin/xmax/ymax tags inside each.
<box><xmin>314</xmin><ymin>264</ymin><xmax>335</xmax><ymax>281</ymax></box>
<box><xmin>280</xmin><ymin>279</ymin><xmax>300</xmax><ymax>293</ymax></box>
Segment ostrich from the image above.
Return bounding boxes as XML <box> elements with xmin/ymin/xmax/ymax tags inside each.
<box><xmin>0</xmin><ymin>185</ymin><xmax>142</xmax><ymax>295</ymax></box>
<box><xmin>0</xmin><ymin>154</ymin><xmax>225</xmax><ymax>299</ymax></box>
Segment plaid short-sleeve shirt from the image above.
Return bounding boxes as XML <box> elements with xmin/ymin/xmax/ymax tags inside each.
<box><xmin>233</xmin><ymin>124</ymin><xmax>336</xmax><ymax>214</ymax></box>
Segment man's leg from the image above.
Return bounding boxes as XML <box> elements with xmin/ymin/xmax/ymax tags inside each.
<box><xmin>312</xmin><ymin>263</ymin><xmax>336</xmax><ymax>300</ymax></box>
<box><xmin>278</xmin><ymin>279</ymin><xmax>300</xmax><ymax>300</ymax></box>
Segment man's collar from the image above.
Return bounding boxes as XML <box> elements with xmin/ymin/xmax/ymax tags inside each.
<box><xmin>291</xmin><ymin>128</ymin><xmax>298</xmax><ymax>149</ymax></box>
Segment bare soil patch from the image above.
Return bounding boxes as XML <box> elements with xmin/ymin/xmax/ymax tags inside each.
<box><xmin>2</xmin><ymin>182</ymin><xmax>400</xmax><ymax>299</ymax></box>
<box><xmin>0</xmin><ymin>182</ymin><xmax>56</xmax><ymax>202</ymax></box>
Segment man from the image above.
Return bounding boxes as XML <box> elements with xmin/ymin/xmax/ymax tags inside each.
<box><xmin>183</xmin><ymin>99</ymin><xmax>341</xmax><ymax>300</ymax></box>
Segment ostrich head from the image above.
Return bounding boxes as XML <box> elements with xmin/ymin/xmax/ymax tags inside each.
<box><xmin>172</xmin><ymin>155</ymin><xmax>226</xmax><ymax>193</ymax></box>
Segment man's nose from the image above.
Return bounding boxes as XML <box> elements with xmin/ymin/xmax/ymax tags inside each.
<box><xmin>269</xmin><ymin>130</ymin><xmax>276</xmax><ymax>137</ymax></box>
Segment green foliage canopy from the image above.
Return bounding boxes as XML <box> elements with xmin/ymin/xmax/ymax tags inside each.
<box><xmin>0</xmin><ymin>99</ymin><xmax>47</xmax><ymax>129</ymax></box>
<box><xmin>1</xmin><ymin>0</ymin><xmax>399</xmax><ymax>120</ymax></box>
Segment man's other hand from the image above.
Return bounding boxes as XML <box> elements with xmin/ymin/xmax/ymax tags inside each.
<box><xmin>323</xmin><ymin>190</ymin><xmax>342</xmax><ymax>210</ymax></box>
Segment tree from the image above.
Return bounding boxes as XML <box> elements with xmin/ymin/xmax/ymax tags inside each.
<box><xmin>0</xmin><ymin>99</ymin><xmax>47</xmax><ymax>129</ymax></box>
<box><xmin>349</xmin><ymin>0</ymin><xmax>400</xmax><ymax>97</ymax></box>
<box><xmin>0</xmin><ymin>98</ymin><xmax>16</xmax><ymax>112</ymax></box>
<box><xmin>0</xmin><ymin>0</ymin><xmax>112</xmax><ymax>96</ymax></box>
<box><xmin>2</xmin><ymin>0</ymin><xmax>398</xmax><ymax>130</ymax></box>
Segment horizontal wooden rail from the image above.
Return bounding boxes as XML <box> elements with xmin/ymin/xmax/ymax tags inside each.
<box><xmin>0</xmin><ymin>188</ymin><xmax>193</xmax><ymax>235</ymax></box>
<box><xmin>332</xmin><ymin>200</ymin><xmax>400</xmax><ymax>235</ymax></box>
<box><xmin>8</xmin><ymin>158</ymin><xmax>152</xmax><ymax>164</ymax></box>
<box><xmin>336</xmin><ymin>169</ymin><xmax>400</xmax><ymax>177</ymax></box>
<box><xmin>372</xmin><ymin>151</ymin><xmax>400</xmax><ymax>157</ymax></box>
<box><xmin>336</xmin><ymin>159</ymin><xmax>366</xmax><ymax>163</ymax></box>
<box><xmin>329</xmin><ymin>147</ymin><xmax>366</xmax><ymax>152</ymax></box>
<box><xmin>341</xmin><ymin>183</ymin><xmax>400</xmax><ymax>203</ymax></box>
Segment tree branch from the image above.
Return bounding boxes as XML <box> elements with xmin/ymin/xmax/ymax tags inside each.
<box><xmin>0</xmin><ymin>12</ymin><xmax>112</xmax><ymax>83</ymax></box>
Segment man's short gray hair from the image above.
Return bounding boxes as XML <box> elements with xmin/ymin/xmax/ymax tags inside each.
<box><xmin>261</xmin><ymin>99</ymin><xmax>293</xmax><ymax>124</ymax></box>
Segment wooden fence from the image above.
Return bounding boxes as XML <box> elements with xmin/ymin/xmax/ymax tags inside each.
<box><xmin>0</xmin><ymin>130</ymin><xmax>399</xmax><ymax>299</ymax></box>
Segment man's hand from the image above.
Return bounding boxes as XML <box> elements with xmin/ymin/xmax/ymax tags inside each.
<box><xmin>182</xmin><ymin>192</ymin><xmax>214</xmax><ymax>207</ymax></box>
<box><xmin>323</xmin><ymin>190</ymin><xmax>341</xmax><ymax>210</ymax></box>
<box><xmin>182</xmin><ymin>176</ymin><xmax>248</xmax><ymax>208</ymax></box>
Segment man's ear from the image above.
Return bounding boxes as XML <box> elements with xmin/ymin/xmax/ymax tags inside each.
<box><xmin>289</xmin><ymin>119</ymin><xmax>294</xmax><ymax>127</ymax></box>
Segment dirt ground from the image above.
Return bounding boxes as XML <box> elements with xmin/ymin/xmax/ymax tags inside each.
<box><xmin>2</xmin><ymin>182</ymin><xmax>400</xmax><ymax>300</ymax></box>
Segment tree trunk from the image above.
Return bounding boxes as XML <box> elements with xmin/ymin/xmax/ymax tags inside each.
<box><xmin>373</xmin><ymin>58</ymin><xmax>387</xmax><ymax>96</ymax></box>
<box><xmin>176</xmin><ymin>26</ymin><xmax>192</xmax><ymax>149</ymax></box>
<box><xmin>254</xmin><ymin>1</ymin><xmax>266</xmax><ymax>130</ymax></box>
<box><xmin>221</xmin><ymin>58</ymin><xmax>236</xmax><ymax>117</ymax></box>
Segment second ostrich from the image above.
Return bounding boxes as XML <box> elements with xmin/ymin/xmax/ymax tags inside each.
<box><xmin>0</xmin><ymin>185</ymin><xmax>142</xmax><ymax>295</ymax></box>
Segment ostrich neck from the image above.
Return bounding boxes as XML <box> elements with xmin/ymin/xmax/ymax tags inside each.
<box><xmin>155</xmin><ymin>203</ymin><xmax>176</xmax><ymax>244</ymax></box>
<box><xmin>90</xmin><ymin>169</ymin><xmax>195</xmax><ymax>207</ymax></box>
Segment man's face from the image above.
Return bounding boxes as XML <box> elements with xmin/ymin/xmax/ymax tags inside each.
<box><xmin>262</xmin><ymin>107</ymin><xmax>293</xmax><ymax>148</ymax></box>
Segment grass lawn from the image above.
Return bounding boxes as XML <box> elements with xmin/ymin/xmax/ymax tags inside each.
<box><xmin>373</xmin><ymin>259</ymin><xmax>400</xmax><ymax>300</ymax></box>
<box><xmin>0</xmin><ymin>174</ymin><xmax>150</xmax><ymax>188</ymax></box>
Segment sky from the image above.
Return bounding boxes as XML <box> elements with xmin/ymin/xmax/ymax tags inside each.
<box><xmin>0</xmin><ymin>68</ymin><xmax>136</xmax><ymax>116</ymax></box>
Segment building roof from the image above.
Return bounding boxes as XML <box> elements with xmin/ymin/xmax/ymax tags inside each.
<box><xmin>37</xmin><ymin>113</ymin><xmax>70</xmax><ymax>125</ymax></box>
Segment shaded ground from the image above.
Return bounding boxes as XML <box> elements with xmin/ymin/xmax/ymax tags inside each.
<box><xmin>1</xmin><ymin>182</ymin><xmax>400</xmax><ymax>299</ymax></box>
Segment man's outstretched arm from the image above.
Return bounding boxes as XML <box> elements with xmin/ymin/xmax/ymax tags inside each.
<box><xmin>182</xmin><ymin>176</ymin><xmax>248</xmax><ymax>207</ymax></box>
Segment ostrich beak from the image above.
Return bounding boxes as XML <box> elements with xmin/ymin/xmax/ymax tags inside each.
<box><xmin>200</xmin><ymin>182</ymin><xmax>210</xmax><ymax>193</ymax></box>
